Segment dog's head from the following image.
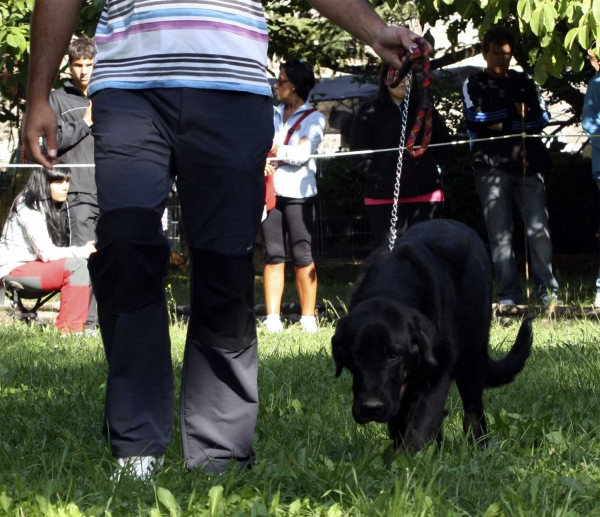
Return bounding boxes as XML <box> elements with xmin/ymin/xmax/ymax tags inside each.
<box><xmin>331</xmin><ymin>298</ymin><xmax>437</xmax><ymax>424</ymax></box>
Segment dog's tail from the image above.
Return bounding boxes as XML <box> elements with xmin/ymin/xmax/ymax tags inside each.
<box><xmin>484</xmin><ymin>317</ymin><xmax>534</xmax><ymax>388</ymax></box>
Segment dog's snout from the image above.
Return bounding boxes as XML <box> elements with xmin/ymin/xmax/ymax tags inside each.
<box><xmin>361</xmin><ymin>399</ymin><xmax>385</xmax><ymax>411</ymax></box>
<box><xmin>353</xmin><ymin>397</ymin><xmax>390</xmax><ymax>424</ymax></box>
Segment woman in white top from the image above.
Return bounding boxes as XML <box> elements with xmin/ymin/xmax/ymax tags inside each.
<box><xmin>0</xmin><ymin>168</ymin><xmax>96</xmax><ymax>333</ymax></box>
<box><xmin>262</xmin><ymin>59</ymin><xmax>327</xmax><ymax>333</ymax></box>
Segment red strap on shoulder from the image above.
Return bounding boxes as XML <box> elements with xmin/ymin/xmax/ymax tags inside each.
<box><xmin>283</xmin><ymin>108</ymin><xmax>317</xmax><ymax>145</ymax></box>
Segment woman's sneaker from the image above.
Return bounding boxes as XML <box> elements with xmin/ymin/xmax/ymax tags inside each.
<box><xmin>300</xmin><ymin>316</ymin><xmax>318</xmax><ymax>333</ymax></box>
<box><xmin>112</xmin><ymin>456</ymin><xmax>164</xmax><ymax>482</ymax></box>
<box><xmin>263</xmin><ymin>314</ymin><xmax>283</xmax><ymax>332</ymax></box>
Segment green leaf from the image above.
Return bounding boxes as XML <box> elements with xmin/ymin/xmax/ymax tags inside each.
<box><xmin>566</xmin><ymin>2</ymin><xmax>584</xmax><ymax>23</ymax></box>
<box><xmin>546</xmin><ymin>45</ymin><xmax>566</xmax><ymax>76</ymax></box>
<box><xmin>269</xmin><ymin>491</ymin><xmax>281</xmax><ymax>514</ymax></box>
<box><xmin>517</xmin><ymin>0</ymin><xmax>532</xmax><ymax>22</ymax></box>
<box><xmin>157</xmin><ymin>487</ymin><xmax>180</xmax><ymax>517</ymax></box>
<box><xmin>541</xmin><ymin>3</ymin><xmax>556</xmax><ymax>32</ymax></box>
<box><xmin>0</xmin><ymin>492</ymin><xmax>12</xmax><ymax>512</ymax></box>
<box><xmin>327</xmin><ymin>504</ymin><xmax>343</xmax><ymax>517</ymax></box>
<box><xmin>289</xmin><ymin>499</ymin><xmax>302</xmax><ymax>515</ymax></box>
<box><xmin>578</xmin><ymin>24</ymin><xmax>591</xmax><ymax>49</ymax></box>
<box><xmin>5</xmin><ymin>33</ymin><xmax>17</xmax><ymax>48</ymax></box>
<box><xmin>534</xmin><ymin>57</ymin><xmax>548</xmax><ymax>84</ymax></box>
<box><xmin>594</xmin><ymin>0</ymin><xmax>600</xmax><ymax>23</ymax></box>
<box><xmin>480</xmin><ymin>9</ymin><xmax>497</xmax><ymax>34</ymax></box>
<box><xmin>558</xmin><ymin>476</ymin><xmax>586</xmax><ymax>494</ymax></box>
<box><xmin>564</xmin><ymin>27</ymin><xmax>579</xmax><ymax>49</ymax></box>
<box><xmin>208</xmin><ymin>485</ymin><xmax>224</xmax><ymax>517</ymax></box>
<box><xmin>483</xmin><ymin>502</ymin><xmax>503</xmax><ymax>517</ymax></box>
<box><xmin>530</xmin><ymin>5</ymin><xmax>543</xmax><ymax>36</ymax></box>
<box><xmin>545</xmin><ymin>430</ymin><xmax>568</xmax><ymax>453</ymax></box>
<box><xmin>570</xmin><ymin>45</ymin><xmax>585</xmax><ymax>71</ymax></box>
<box><xmin>557</xmin><ymin>0</ymin><xmax>570</xmax><ymax>17</ymax></box>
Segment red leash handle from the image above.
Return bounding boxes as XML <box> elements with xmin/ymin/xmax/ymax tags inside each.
<box><xmin>387</xmin><ymin>37</ymin><xmax>433</xmax><ymax>158</ymax></box>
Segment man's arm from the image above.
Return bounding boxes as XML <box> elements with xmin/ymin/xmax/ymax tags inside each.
<box><xmin>509</xmin><ymin>74</ymin><xmax>550</xmax><ymax>133</ymax></box>
<box><xmin>308</xmin><ymin>0</ymin><xmax>429</xmax><ymax>70</ymax></box>
<box><xmin>462</xmin><ymin>75</ymin><xmax>509</xmax><ymax>132</ymax></box>
<box><xmin>22</xmin><ymin>0</ymin><xmax>82</xmax><ymax>167</ymax></box>
<box><xmin>48</xmin><ymin>94</ymin><xmax>92</xmax><ymax>154</ymax></box>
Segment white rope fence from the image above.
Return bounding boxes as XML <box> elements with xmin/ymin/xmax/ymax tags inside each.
<box><xmin>0</xmin><ymin>131</ymin><xmax>595</xmax><ymax>168</ymax></box>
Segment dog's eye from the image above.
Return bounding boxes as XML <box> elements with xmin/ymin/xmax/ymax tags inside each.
<box><xmin>389</xmin><ymin>352</ymin><xmax>398</xmax><ymax>359</ymax></box>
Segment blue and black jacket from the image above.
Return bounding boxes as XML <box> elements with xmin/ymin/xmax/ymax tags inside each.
<box><xmin>462</xmin><ymin>69</ymin><xmax>552</xmax><ymax>175</ymax></box>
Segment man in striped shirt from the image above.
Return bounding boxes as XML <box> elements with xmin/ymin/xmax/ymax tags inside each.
<box><xmin>23</xmin><ymin>0</ymin><xmax>429</xmax><ymax>479</ymax></box>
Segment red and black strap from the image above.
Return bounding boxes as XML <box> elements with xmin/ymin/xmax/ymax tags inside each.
<box><xmin>387</xmin><ymin>37</ymin><xmax>433</xmax><ymax>158</ymax></box>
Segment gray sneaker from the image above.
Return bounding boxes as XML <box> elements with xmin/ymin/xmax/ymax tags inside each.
<box><xmin>540</xmin><ymin>293</ymin><xmax>563</xmax><ymax>306</ymax></box>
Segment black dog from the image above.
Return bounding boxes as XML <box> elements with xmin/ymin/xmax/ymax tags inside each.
<box><xmin>331</xmin><ymin>219</ymin><xmax>533</xmax><ymax>453</ymax></box>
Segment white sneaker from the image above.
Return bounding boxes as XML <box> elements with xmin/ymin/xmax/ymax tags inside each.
<box><xmin>263</xmin><ymin>314</ymin><xmax>283</xmax><ymax>332</ymax></box>
<box><xmin>594</xmin><ymin>291</ymin><xmax>600</xmax><ymax>308</ymax></box>
<box><xmin>112</xmin><ymin>456</ymin><xmax>164</xmax><ymax>482</ymax></box>
<box><xmin>300</xmin><ymin>316</ymin><xmax>318</xmax><ymax>333</ymax></box>
<box><xmin>498</xmin><ymin>299</ymin><xmax>516</xmax><ymax>306</ymax></box>
<box><xmin>540</xmin><ymin>293</ymin><xmax>564</xmax><ymax>306</ymax></box>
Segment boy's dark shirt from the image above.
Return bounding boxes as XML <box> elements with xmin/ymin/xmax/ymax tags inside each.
<box><xmin>463</xmin><ymin>69</ymin><xmax>552</xmax><ymax>175</ymax></box>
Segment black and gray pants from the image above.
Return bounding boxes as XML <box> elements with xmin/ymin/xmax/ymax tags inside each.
<box><xmin>89</xmin><ymin>87</ymin><xmax>273</xmax><ymax>474</ymax></box>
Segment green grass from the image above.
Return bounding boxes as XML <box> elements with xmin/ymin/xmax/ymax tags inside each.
<box><xmin>2</xmin><ymin>315</ymin><xmax>600</xmax><ymax>516</ymax></box>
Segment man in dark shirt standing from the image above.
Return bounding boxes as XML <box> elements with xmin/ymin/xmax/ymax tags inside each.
<box><xmin>463</xmin><ymin>26</ymin><xmax>560</xmax><ymax>306</ymax></box>
<box><xmin>49</xmin><ymin>37</ymin><xmax>98</xmax><ymax>246</ymax></box>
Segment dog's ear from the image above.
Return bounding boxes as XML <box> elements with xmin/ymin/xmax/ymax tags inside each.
<box><xmin>412</xmin><ymin>316</ymin><xmax>437</xmax><ymax>367</ymax></box>
<box><xmin>331</xmin><ymin>317</ymin><xmax>348</xmax><ymax>378</ymax></box>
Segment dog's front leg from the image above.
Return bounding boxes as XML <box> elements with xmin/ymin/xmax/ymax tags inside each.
<box><xmin>396</xmin><ymin>374</ymin><xmax>451</xmax><ymax>454</ymax></box>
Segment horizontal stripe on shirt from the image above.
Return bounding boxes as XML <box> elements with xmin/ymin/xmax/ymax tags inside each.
<box><xmin>89</xmin><ymin>0</ymin><xmax>271</xmax><ymax>97</ymax></box>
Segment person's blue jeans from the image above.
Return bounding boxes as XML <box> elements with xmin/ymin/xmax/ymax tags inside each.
<box><xmin>475</xmin><ymin>168</ymin><xmax>559</xmax><ymax>303</ymax></box>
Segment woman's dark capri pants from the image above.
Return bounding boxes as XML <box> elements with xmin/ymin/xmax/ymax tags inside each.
<box><xmin>89</xmin><ymin>88</ymin><xmax>273</xmax><ymax>474</ymax></box>
<box><xmin>262</xmin><ymin>196</ymin><xmax>316</xmax><ymax>267</ymax></box>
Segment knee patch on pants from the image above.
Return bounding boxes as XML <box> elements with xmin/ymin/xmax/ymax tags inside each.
<box><xmin>188</xmin><ymin>248</ymin><xmax>257</xmax><ymax>352</ymax></box>
<box><xmin>89</xmin><ymin>208</ymin><xmax>170</xmax><ymax>313</ymax></box>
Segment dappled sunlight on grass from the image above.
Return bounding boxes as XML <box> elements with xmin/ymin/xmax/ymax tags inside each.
<box><xmin>1</xmin><ymin>318</ymin><xmax>600</xmax><ymax>515</ymax></box>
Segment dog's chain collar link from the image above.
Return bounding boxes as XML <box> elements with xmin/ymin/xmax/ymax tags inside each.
<box><xmin>388</xmin><ymin>70</ymin><xmax>413</xmax><ymax>252</ymax></box>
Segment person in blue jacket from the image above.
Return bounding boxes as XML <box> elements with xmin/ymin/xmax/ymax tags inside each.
<box><xmin>582</xmin><ymin>47</ymin><xmax>600</xmax><ymax>307</ymax></box>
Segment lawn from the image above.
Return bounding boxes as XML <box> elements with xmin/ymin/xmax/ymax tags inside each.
<box><xmin>2</xmin><ymin>314</ymin><xmax>600</xmax><ymax>516</ymax></box>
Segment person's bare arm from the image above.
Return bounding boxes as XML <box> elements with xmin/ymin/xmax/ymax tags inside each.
<box><xmin>307</xmin><ymin>0</ymin><xmax>429</xmax><ymax>70</ymax></box>
<box><xmin>23</xmin><ymin>0</ymin><xmax>82</xmax><ymax>167</ymax></box>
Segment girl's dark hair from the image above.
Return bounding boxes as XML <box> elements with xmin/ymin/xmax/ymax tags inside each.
<box><xmin>282</xmin><ymin>59</ymin><xmax>315</xmax><ymax>101</ymax></box>
<box><xmin>10</xmin><ymin>167</ymin><xmax>71</xmax><ymax>247</ymax></box>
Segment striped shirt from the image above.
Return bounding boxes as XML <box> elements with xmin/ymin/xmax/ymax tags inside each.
<box><xmin>89</xmin><ymin>0</ymin><xmax>271</xmax><ymax>97</ymax></box>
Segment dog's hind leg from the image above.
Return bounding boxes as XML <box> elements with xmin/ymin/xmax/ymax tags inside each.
<box><xmin>455</xmin><ymin>367</ymin><xmax>487</xmax><ymax>447</ymax></box>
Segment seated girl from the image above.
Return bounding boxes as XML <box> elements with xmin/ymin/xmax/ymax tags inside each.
<box><xmin>0</xmin><ymin>167</ymin><xmax>96</xmax><ymax>333</ymax></box>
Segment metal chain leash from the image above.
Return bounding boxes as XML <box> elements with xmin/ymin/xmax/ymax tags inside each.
<box><xmin>388</xmin><ymin>70</ymin><xmax>413</xmax><ymax>251</ymax></box>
